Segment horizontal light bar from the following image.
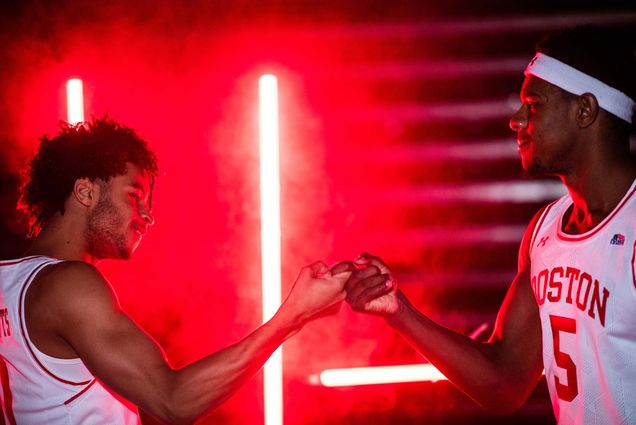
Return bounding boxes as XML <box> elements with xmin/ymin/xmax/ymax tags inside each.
<box><xmin>360</xmin><ymin>139</ymin><xmax>519</xmax><ymax>162</ymax></box>
<box><xmin>350</xmin><ymin>99</ymin><xmax>514</xmax><ymax>123</ymax></box>
<box><xmin>311</xmin><ymin>11</ymin><xmax>636</xmax><ymax>39</ymax></box>
<box><xmin>381</xmin><ymin>180</ymin><xmax>567</xmax><ymax>204</ymax></box>
<box><xmin>314</xmin><ymin>364</ymin><xmax>448</xmax><ymax>387</ymax></box>
<box><xmin>339</xmin><ymin>57</ymin><xmax>527</xmax><ymax>80</ymax></box>
<box><xmin>363</xmin><ymin>224</ymin><xmax>526</xmax><ymax>247</ymax></box>
<box><xmin>315</xmin><ymin>363</ymin><xmax>545</xmax><ymax>388</ymax></box>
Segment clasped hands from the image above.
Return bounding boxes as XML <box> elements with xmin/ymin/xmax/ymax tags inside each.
<box><xmin>330</xmin><ymin>253</ymin><xmax>399</xmax><ymax>317</ymax></box>
<box><xmin>283</xmin><ymin>253</ymin><xmax>399</xmax><ymax>327</ymax></box>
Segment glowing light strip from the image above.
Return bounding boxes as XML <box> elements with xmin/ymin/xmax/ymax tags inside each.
<box><xmin>381</xmin><ymin>180</ymin><xmax>567</xmax><ymax>204</ymax></box>
<box><xmin>66</xmin><ymin>78</ymin><xmax>84</xmax><ymax>125</ymax></box>
<box><xmin>317</xmin><ymin>364</ymin><xmax>448</xmax><ymax>387</ymax></box>
<box><xmin>315</xmin><ymin>364</ymin><xmax>545</xmax><ymax>387</ymax></box>
<box><xmin>352</xmin><ymin>99</ymin><xmax>512</xmax><ymax>122</ymax></box>
<box><xmin>259</xmin><ymin>74</ymin><xmax>282</xmax><ymax>425</ymax></box>
<box><xmin>311</xmin><ymin>11</ymin><xmax>636</xmax><ymax>39</ymax></box>
<box><xmin>361</xmin><ymin>139</ymin><xmax>519</xmax><ymax>162</ymax></box>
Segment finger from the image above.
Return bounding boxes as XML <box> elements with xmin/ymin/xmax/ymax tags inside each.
<box><xmin>353</xmin><ymin>252</ymin><xmax>372</xmax><ymax>266</ymax></box>
<box><xmin>330</xmin><ymin>261</ymin><xmax>356</xmax><ymax>275</ymax></box>
<box><xmin>307</xmin><ymin>261</ymin><xmax>329</xmax><ymax>277</ymax></box>
<box><xmin>346</xmin><ymin>274</ymin><xmax>390</xmax><ymax>304</ymax></box>
<box><xmin>354</xmin><ymin>253</ymin><xmax>392</xmax><ymax>276</ymax></box>
<box><xmin>329</xmin><ymin>271</ymin><xmax>353</xmax><ymax>287</ymax></box>
<box><xmin>352</xmin><ymin>265</ymin><xmax>380</xmax><ymax>280</ymax></box>
<box><xmin>353</xmin><ymin>282</ymin><xmax>394</xmax><ymax>310</ymax></box>
<box><xmin>344</xmin><ymin>271</ymin><xmax>362</xmax><ymax>294</ymax></box>
<box><xmin>344</xmin><ymin>266</ymin><xmax>380</xmax><ymax>293</ymax></box>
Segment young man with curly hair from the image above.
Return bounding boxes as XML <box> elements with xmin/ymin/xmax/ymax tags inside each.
<box><xmin>0</xmin><ymin>118</ymin><xmax>353</xmax><ymax>424</ymax></box>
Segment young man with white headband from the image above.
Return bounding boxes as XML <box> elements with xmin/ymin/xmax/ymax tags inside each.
<box><xmin>342</xmin><ymin>26</ymin><xmax>636</xmax><ymax>423</ymax></box>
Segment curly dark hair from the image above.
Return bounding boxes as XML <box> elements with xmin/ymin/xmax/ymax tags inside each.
<box><xmin>19</xmin><ymin>117</ymin><xmax>158</xmax><ymax>237</ymax></box>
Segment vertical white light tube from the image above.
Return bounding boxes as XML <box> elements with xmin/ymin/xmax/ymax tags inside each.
<box><xmin>259</xmin><ymin>74</ymin><xmax>282</xmax><ymax>425</ymax></box>
<box><xmin>66</xmin><ymin>78</ymin><xmax>84</xmax><ymax>124</ymax></box>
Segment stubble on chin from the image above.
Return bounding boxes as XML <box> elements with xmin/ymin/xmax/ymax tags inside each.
<box><xmin>523</xmin><ymin>163</ymin><xmax>544</xmax><ymax>178</ymax></box>
<box><xmin>522</xmin><ymin>155</ymin><xmax>569</xmax><ymax>179</ymax></box>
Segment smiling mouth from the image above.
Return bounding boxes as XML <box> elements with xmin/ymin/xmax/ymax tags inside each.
<box><xmin>132</xmin><ymin>225</ymin><xmax>146</xmax><ymax>236</ymax></box>
<box><xmin>517</xmin><ymin>139</ymin><xmax>531</xmax><ymax>150</ymax></box>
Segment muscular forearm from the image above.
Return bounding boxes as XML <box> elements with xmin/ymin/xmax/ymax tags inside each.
<box><xmin>53</xmin><ymin>262</ymin><xmax>347</xmax><ymax>424</ymax></box>
<box><xmin>153</xmin><ymin>310</ymin><xmax>301</xmax><ymax>424</ymax></box>
<box><xmin>386</xmin><ymin>292</ymin><xmax>537</xmax><ymax>414</ymax></box>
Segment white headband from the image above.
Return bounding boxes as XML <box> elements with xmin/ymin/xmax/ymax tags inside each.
<box><xmin>524</xmin><ymin>53</ymin><xmax>634</xmax><ymax>124</ymax></box>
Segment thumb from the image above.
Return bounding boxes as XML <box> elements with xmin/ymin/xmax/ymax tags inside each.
<box><xmin>306</xmin><ymin>261</ymin><xmax>330</xmax><ymax>278</ymax></box>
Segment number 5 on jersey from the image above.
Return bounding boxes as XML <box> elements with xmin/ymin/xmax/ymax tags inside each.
<box><xmin>549</xmin><ymin>315</ymin><xmax>578</xmax><ymax>402</ymax></box>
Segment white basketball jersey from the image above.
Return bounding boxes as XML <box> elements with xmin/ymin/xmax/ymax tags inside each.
<box><xmin>0</xmin><ymin>255</ymin><xmax>140</xmax><ymax>424</ymax></box>
<box><xmin>530</xmin><ymin>180</ymin><xmax>636</xmax><ymax>424</ymax></box>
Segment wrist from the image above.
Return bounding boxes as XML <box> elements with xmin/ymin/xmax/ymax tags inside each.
<box><xmin>269</xmin><ymin>304</ymin><xmax>305</xmax><ymax>337</ymax></box>
<box><xmin>385</xmin><ymin>290</ymin><xmax>410</xmax><ymax>327</ymax></box>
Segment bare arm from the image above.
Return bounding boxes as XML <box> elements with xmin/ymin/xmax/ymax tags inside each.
<box><xmin>28</xmin><ymin>261</ymin><xmax>350</xmax><ymax>424</ymax></box>
<box><xmin>346</xmin><ymin>210</ymin><xmax>546</xmax><ymax>414</ymax></box>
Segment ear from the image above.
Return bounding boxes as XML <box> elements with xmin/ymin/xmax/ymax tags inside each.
<box><xmin>575</xmin><ymin>93</ymin><xmax>599</xmax><ymax>128</ymax></box>
<box><xmin>72</xmin><ymin>178</ymin><xmax>98</xmax><ymax>207</ymax></box>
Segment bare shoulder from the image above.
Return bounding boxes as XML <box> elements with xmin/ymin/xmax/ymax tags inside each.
<box><xmin>30</xmin><ymin>261</ymin><xmax>119</xmax><ymax>314</ymax></box>
<box><xmin>26</xmin><ymin>261</ymin><xmax>122</xmax><ymax>358</ymax></box>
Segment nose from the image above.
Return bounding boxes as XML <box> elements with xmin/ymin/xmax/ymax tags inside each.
<box><xmin>139</xmin><ymin>204</ymin><xmax>155</xmax><ymax>226</ymax></box>
<box><xmin>509</xmin><ymin>105</ymin><xmax>528</xmax><ymax>132</ymax></box>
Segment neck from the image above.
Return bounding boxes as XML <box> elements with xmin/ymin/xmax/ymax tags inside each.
<box><xmin>560</xmin><ymin>151</ymin><xmax>636</xmax><ymax>227</ymax></box>
<box><xmin>25</xmin><ymin>215</ymin><xmax>98</xmax><ymax>264</ymax></box>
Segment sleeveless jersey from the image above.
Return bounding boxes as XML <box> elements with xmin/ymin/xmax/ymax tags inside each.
<box><xmin>0</xmin><ymin>255</ymin><xmax>140</xmax><ymax>424</ymax></box>
<box><xmin>529</xmin><ymin>180</ymin><xmax>636</xmax><ymax>424</ymax></box>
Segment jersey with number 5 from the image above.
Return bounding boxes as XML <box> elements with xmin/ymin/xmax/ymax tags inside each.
<box><xmin>529</xmin><ymin>180</ymin><xmax>636</xmax><ymax>425</ymax></box>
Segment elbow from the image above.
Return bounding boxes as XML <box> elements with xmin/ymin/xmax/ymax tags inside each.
<box><xmin>156</xmin><ymin>394</ymin><xmax>203</xmax><ymax>425</ymax></box>
<box><xmin>152</xmin><ymin>405</ymin><xmax>197</xmax><ymax>425</ymax></box>
<box><xmin>479</xmin><ymin>399</ymin><xmax>525</xmax><ymax>416</ymax></box>
<box><xmin>145</xmin><ymin>383</ymin><xmax>199</xmax><ymax>425</ymax></box>
<box><xmin>474</xmin><ymin>383</ymin><xmax>530</xmax><ymax>415</ymax></box>
<box><xmin>162</xmin><ymin>411</ymin><xmax>196</xmax><ymax>425</ymax></box>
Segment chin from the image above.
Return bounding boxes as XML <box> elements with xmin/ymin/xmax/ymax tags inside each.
<box><xmin>522</xmin><ymin>155</ymin><xmax>549</xmax><ymax>177</ymax></box>
<box><xmin>118</xmin><ymin>250</ymin><xmax>133</xmax><ymax>260</ymax></box>
<box><xmin>108</xmin><ymin>242</ymin><xmax>134</xmax><ymax>260</ymax></box>
<box><xmin>523</xmin><ymin>164</ymin><xmax>544</xmax><ymax>178</ymax></box>
<box><xmin>117</xmin><ymin>243</ymin><xmax>136</xmax><ymax>260</ymax></box>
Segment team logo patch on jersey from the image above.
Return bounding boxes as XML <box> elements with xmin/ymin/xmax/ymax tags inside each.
<box><xmin>537</xmin><ymin>235</ymin><xmax>550</xmax><ymax>247</ymax></box>
<box><xmin>610</xmin><ymin>234</ymin><xmax>625</xmax><ymax>246</ymax></box>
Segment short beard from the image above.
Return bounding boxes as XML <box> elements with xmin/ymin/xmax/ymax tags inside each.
<box><xmin>86</xmin><ymin>184</ymin><xmax>130</xmax><ymax>260</ymax></box>
<box><xmin>523</xmin><ymin>159</ymin><xmax>546</xmax><ymax>178</ymax></box>
<box><xmin>523</xmin><ymin>154</ymin><xmax>569</xmax><ymax>178</ymax></box>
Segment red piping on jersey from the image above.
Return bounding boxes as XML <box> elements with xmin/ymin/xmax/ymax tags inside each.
<box><xmin>558</xmin><ymin>183</ymin><xmax>636</xmax><ymax>242</ymax></box>
<box><xmin>632</xmin><ymin>241</ymin><xmax>636</xmax><ymax>291</ymax></box>
<box><xmin>0</xmin><ymin>356</ymin><xmax>17</xmax><ymax>425</ymax></box>
<box><xmin>64</xmin><ymin>379</ymin><xmax>97</xmax><ymax>405</ymax></box>
<box><xmin>530</xmin><ymin>201</ymin><xmax>557</xmax><ymax>258</ymax></box>
<box><xmin>0</xmin><ymin>256</ymin><xmax>47</xmax><ymax>267</ymax></box>
<box><xmin>18</xmin><ymin>263</ymin><xmax>91</xmax><ymax>387</ymax></box>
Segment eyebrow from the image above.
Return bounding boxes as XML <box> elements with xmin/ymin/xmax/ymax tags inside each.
<box><xmin>130</xmin><ymin>180</ymin><xmax>153</xmax><ymax>209</ymax></box>
<box><xmin>520</xmin><ymin>90</ymin><xmax>545</xmax><ymax>101</ymax></box>
<box><xmin>130</xmin><ymin>181</ymin><xmax>148</xmax><ymax>196</ymax></box>
<box><xmin>131</xmin><ymin>181</ymin><xmax>145</xmax><ymax>190</ymax></box>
